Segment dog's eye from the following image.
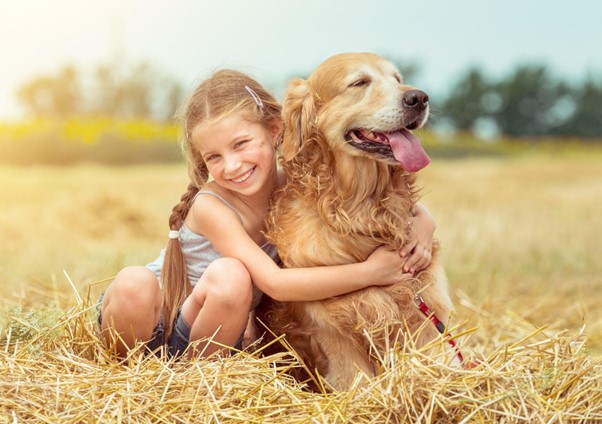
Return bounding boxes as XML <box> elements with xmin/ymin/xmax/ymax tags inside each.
<box><xmin>349</xmin><ymin>78</ymin><xmax>370</xmax><ymax>88</ymax></box>
<box><xmin>394</xmin><ymin>74</ymin><xmax>402</xmax><ymax>83</ymax></box>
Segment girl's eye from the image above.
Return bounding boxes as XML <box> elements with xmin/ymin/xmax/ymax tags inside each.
<box><xmin>234</xmin><ymin>140</ymin><xmax>249</xmax><ymax>149</ymax></box>
<box><xmin>205</xmin><ymin>154</ymin><xmax>219</xmax><ymax>162</ymax></box>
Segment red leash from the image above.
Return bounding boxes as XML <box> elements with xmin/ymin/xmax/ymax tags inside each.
<box><xmin>415</xmin><ymin>293</ymin><xmax>471</xmax><ymax>367</ymax></box>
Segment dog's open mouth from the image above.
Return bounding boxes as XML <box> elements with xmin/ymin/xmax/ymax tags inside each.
<box><xmin>345</xmin><ymin>128</ymin><xmax>431</xmax><ymax>172</ymax></box>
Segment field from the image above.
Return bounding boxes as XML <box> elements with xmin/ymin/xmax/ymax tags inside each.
<box><xmin>1</xmin><ymin>148</ymin><xmax>601</xmax><ymax>422</ymax></box>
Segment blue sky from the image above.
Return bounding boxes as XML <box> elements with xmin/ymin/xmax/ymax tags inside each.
<box><xmin>1</xmin><ymin>0</ymin><xmax>600</xmax><ymax>119</ymax></box>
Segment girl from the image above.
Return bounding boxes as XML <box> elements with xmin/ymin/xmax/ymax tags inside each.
<box><xmin>99</xmin><ymin>69</ymin><xmax>437</xmax><ymax>358</ymax></box>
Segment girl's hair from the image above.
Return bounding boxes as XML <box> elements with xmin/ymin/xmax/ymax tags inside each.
<box><xmin>161</xmin><ymin>69</ymin><xmax>281</xmax><ymax>339</ymax></box>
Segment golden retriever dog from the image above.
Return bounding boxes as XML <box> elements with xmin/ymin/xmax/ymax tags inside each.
<box><xmin>254</xmin><ymin>52</ymin><xmax>455</xmax><ymax>391</ymax></box>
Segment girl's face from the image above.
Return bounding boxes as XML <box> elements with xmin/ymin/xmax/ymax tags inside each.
<box><xmin>193</xmin><ymin>114</ymin><xmax>281</xmax><ymax>196</ymax></box>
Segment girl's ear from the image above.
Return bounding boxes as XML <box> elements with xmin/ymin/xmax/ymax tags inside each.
<box><xmin>280</xmin><ymin>78</ymin><xmax>317</xmax><ymax>161</ymax></box>
<box><xmin>270</xmin><ymin>118</ymin><xmax>284</xmax><ymax>145</ymax></box>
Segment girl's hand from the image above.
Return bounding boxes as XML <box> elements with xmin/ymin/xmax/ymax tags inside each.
<box><xmin>364</xmin><ymin>245</ymin><xmax>414</xmax><ymax>286</ymax></box>
<box><xmin>399</xmin><ymin>203</ymin><xmax>436</xmax><ymax>274</ymax></box>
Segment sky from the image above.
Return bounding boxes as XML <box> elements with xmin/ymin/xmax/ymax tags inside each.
<box><xmin>1</xmin><ymin>0</ymin><xmax>601</xmax><ymax>119</ymax></box>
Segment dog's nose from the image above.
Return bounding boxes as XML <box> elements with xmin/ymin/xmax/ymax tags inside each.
<box><xmin>402</xmin><ymin>90</ymin><xmax>429</xmax><ymax>109</ymax></box>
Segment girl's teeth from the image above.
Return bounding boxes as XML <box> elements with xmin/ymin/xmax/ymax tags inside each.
<box><xmin>233</xmin><ymin>168</ymin><xmax>253</xmax><ymax>183</ymax></box>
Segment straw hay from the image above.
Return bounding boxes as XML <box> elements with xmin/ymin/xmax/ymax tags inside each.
<box><xmin>1</xmin><ymin>288</ymin><xmax>600</xmax><ymax>423</ymax></box>
<box><xmin>1</xmin><ymin>157</ymin><xmax>600</xmax><ymax>422</ymax></box>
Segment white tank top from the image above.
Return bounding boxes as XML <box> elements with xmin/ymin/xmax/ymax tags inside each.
<box><xmin>146</xmin><ymin>190</ymin><xmax>279</xmax><ymax>309</ymax></box>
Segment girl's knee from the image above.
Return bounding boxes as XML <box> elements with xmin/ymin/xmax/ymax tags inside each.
<box><xmin>202</xmin><ymin>258</ymin><xmax>253</xmax><ymax>307</ymax></box>
<box><xmin>104</xmin><ymin>266</ymin><xmax>161</xmax><ymax>311</ymax></box>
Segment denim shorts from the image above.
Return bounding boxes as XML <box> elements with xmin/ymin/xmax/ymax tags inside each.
<box><xmin>96</xmin><ymin>293</ymin><xmax>191</xmax><ymax>358</ymax></box>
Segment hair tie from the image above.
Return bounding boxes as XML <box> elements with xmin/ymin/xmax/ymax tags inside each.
<box><xmin>168</xmin><ymin>230</ymin><xmax>180</xmax><ymax>240</ymax></box>
<box><xmin>245</xmin><ymin>86</ymin><xmax>264</xmax><ymax>109</ymax></box>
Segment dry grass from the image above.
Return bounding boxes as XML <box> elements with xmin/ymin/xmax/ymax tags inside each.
<box><xmin>0</xmin><ymin>164</ymin><xmax>186</xmax><ymax>306</ymax></box>
<box><xmin>1</xmin><ymin>150</ymin><xmax>601</xmax><ymax>422</ymax></box>
<box><xmin>1</xmin><ymin>294</ymin><xmax>599</xmax><ymax>422</ymax></box>
<box><xmin>420</xmin><ymin>151</ymin><xmax>602</xmax><ymax>354</ymax></box>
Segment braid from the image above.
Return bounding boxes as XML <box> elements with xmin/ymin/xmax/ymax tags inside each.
<box><xmin>161</xmin><ymin>183</ymin><xmax>200</xmax><ymax>339</ymax></box>
<box><xmin>169</xmin><ymin>183</ymin><xmax>199</xmax><ymax>230</ymax></box>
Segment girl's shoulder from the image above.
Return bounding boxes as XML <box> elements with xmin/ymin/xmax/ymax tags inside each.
<box><xmin>186</xmin><ymin>188</ymin><xmax>244</xmax><ymax>233</ymax></box>
<box><xmin>194</xmin><ymin>188</ymin><xmax>242</xmax><ymax>218</ymax></box>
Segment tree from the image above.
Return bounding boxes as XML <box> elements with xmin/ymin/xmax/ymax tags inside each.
<box><xmin>491</xmin><ymin>65</ymin><xmax>569</xmax><ymax>137</ymax></box>
<box><xmin>16</xmin><ymin>61</ymin><xmax>184</xmax><ymax>121</ymax></box>
<box><xmin>17</xmin><ymin>66</ymin><xmax>82</xmax><ymax>118</ymax></box>
<box><xmin>441</xmin><ymin>68</ymin><xmax>493</xmax><ymax>132</ymax></box>
<box><xmin>91</xmin><ymin>61</ymin><xmax>184</xmax><ymax>120</ymax></box>
<box><xmin>439</xmin><ymin>64</ymin><xmax>602</xmax><ymax>139</ymax></box>
<box><xmin>556</xmin><ymin>77</ymin><xmax>602</xmax><ymax>138</ymax></box>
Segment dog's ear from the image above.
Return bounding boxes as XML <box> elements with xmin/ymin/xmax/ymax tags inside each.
<box><xmin>281</xmin><ymin>78</ymin><xmax>317</xmax><ymax>161</ymax></box>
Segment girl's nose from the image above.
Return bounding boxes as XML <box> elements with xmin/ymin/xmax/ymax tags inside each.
<box><xmin>225</xmin><ymin>156</ymin><xmax>242</xmax><ymax>173</ymax></box>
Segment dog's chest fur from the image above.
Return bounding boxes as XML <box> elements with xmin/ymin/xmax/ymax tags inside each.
<box><xmin>269</xmin><ymin>165</ymin><xmax>417</xmax><ymax>268</ymax></box>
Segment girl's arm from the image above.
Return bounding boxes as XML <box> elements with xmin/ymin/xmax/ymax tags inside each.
<box><xmin>189</xmin><ymin>197</ymin><xmax>410</xmax><ymax>302</ymax></box>
<box><xmin>399</xmin><ymin>202</ymin><xmax>437</xmax><ymax>274</ymax></box>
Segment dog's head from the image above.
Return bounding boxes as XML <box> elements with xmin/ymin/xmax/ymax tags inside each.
<box><xmin>281</xmin><ymin>52</ymin><xmax>430</xmax><ymax>173</ymax></box>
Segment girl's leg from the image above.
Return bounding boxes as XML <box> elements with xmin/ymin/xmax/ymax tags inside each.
<box><xmin>180</xmin><ymin>258</ymin><xmax>253</xmax><ymax>358</ymax></box>
<box><xmin>100</xmin><ymin>266</ymin><xmax>162</xmax><ymax>356</ymax></box>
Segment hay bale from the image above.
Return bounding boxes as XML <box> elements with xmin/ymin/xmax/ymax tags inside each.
<box><xmin>1</xmin><ymin>294</ymin><xmax>600</xmax><ymax>423</ymax></box>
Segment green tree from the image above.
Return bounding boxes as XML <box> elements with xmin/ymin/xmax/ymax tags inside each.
<box><xmin>491</xmin><ymin>65</ymin><xmax>569</xmax><ymax>137</ymax></box>
<box><xmin>441</xmin><ymin>68</ymin><xmax>492</xmax><ymax>131</ymax></box>
<box><xmin>439</xmin><ymin>64</ymin><xmax>601</xmax><ymax>138</ymax></box>
<box><xmin>556</xmin><ymin>77</ymin><xmax>602</xmax><ymax>138</ymax></box>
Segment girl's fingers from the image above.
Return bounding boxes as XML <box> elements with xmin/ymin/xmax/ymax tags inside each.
<box><xmin>403</xmin><ymin>248</ymin><xmax>420</xmax><ymax>272</ymax></box>
<box><xmin>406</xmin><ymin>246</ymin><xmax>432</xmax><ymax>274</ymax></box>
<box><xmin>400</xmin><ymin>239</ymin><xmax>417</xmax><ymax>258</ymax></box>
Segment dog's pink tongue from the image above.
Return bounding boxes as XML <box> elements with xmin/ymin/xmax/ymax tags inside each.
<box><xmin>388</xmin><ymin>129</ymin><xmax>431</xmax><ymax>172</ymax></box>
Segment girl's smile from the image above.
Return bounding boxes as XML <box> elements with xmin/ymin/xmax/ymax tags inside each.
<box><xmin>230</xmin><ymin>166</ymin><xmax>256</xmax><ymax>184</ymax></box>
<box><xmin>192</xmin><ymin>114</ymin><xmax>280</xmax><ymax>197</ymax></box>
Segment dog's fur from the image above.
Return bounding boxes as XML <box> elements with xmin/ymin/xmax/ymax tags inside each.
<box><xmin>254</xmin><ymin>53</ymin><xmax>454</xmax><ymax>391</ymax></box>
